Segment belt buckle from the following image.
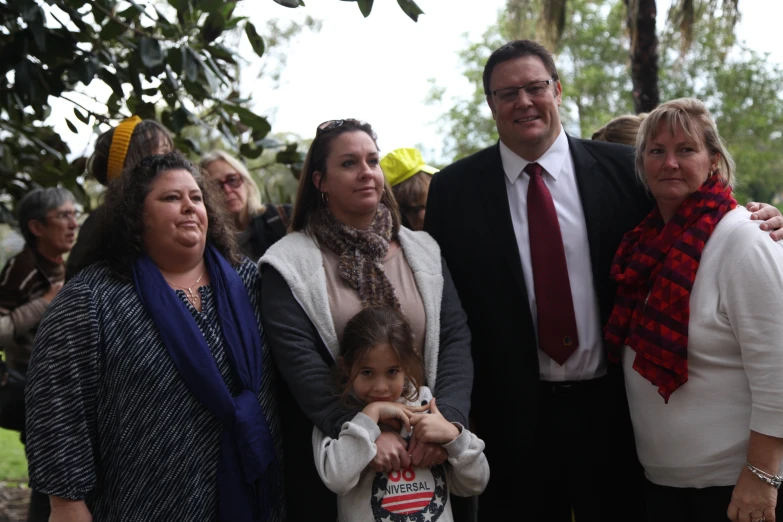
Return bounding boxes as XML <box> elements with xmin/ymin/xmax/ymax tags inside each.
<box><xmin>551</xmin><ymin>382</ymin><xmax>573</xmax><ymax>395</ymax></box>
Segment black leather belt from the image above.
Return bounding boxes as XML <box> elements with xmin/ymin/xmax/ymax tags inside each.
<box><xmin>540</xmin><ymin>376</ymin><xmax>607</xmax><ymax>396</ymax></box>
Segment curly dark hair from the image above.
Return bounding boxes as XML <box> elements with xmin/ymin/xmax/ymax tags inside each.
<box><xmin>338</xmin><ymin>306</ymin><xmax>424</xmax><ymax>404</ymax></box>
<box><xmin>90</xmin><ymin>151</ymin><xmax>240</xmax><ymax>278</ymax></box>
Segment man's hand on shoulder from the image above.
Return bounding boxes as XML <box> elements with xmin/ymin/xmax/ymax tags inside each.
<box><xmin>746</xmin><ymin>202</ymin><xmax>783</xmax><ymax>241</ymax></box>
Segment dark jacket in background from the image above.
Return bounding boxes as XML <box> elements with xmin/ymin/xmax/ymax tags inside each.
<box><xmin>240</xmin><ymin>204</ymin><xmax>292</xmax><ymax>262</ymax></box>
<box><xmin>0</xmin><ymin>246</ymin><xmax>63</xmax><ymax>372</ymax></box>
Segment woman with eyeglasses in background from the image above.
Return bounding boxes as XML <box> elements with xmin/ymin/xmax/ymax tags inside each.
<box><xmin>201</xmin><ymin>151</ymin><xmax>291</xmax><ymax>262</ymax></box>
<box><xmin>258</xmin><ymin>119</ymin><xmax>474</xmax><ymax>521</ymax></box>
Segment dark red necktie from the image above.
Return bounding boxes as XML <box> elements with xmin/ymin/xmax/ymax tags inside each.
<box><xmin>525</xmin><ymin>162</ymin><xmax>579</xmax><ymax>365</ymax></box>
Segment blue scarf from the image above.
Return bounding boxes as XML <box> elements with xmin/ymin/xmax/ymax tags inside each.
<box><xmin>132</xmin><ymin>244</ymin><xmax>277</xmax><ymax>522</ymax></box>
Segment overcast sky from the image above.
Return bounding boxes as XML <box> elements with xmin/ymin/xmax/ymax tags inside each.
<box><xmin>53</xmin><ymin>0</ymin><xmax>783</xmax><ymax>163</ymax></box>
<box><xmin>239</xmin><ymin>0</ymin><xmax>783</xmax><ymax>161</ymax></box>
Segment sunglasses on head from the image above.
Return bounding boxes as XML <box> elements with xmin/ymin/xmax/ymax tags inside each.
<box><xmin>315</xmin><ymin>118</ymin><xmax>369</xmax><ymax>137</ymax></box>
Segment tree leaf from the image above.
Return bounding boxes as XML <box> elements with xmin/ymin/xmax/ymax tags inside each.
<box><xmin>220</xmin><ymin>2</ymin><xmax>236</xmax><ymax>19</ymax></box>
<box><xmin>65</xmin><ymin>118</ymin><xmax>78</xmax><ymax>133</ymax></box>
<box><xmin>183</xmin><ymin>46</ymin><xmax>201</xmax><ymax>83</ymax></box>
<box><xmin>99</xmin><ymin>19</ymin><xmax>127</xmax><ymax>41</ymax></box>
<box><xmin>256</xmin><ymin>137</ymin><xmax>283</xmax><ymax>149</ymax></box>
<box><xmin>98</xmin><ymin>67</ymin><xmax>124</xmax><ymax>98</ymax></box>
<box><xmin>171</xmin><ymin>107</ymin><xmax>191</xmax><ymax>133</ymax></box>
<box><xmin>223</xmin><ymin>14</ymin><xmax>248</xmax><ymax>31</ymax></box>
<box><xmin>276</xmin><ymin>143</ymin><xmax>301</xmax><ymax>164</ymax></box>
<box><xmin>396</xmin><ymin>0</ymin><xmax>423</xmax><ymax>22</ymax></box>
<box><xmin>272</xmin><ymin>0</ymin><xmax>304</xmax><ymax>7</ymax></box>
<box><xmin>174</xmin><ymin>136</ymin><xmax>201</xmax><ymax>154</ymax></box>
<box><xmin>357</xmin><ymin>0</ymin><xmax>374</xmax><ymax>17</ymax></box>
<box><xmin>206</xmin><ymin>43</ymin><xmax>236</xmax><ymax>65</ymax></box>
<box><xmin>139</xmin><ymin>37</ymin><xmax>165</xmax><ymax>69</ymax></box>
<box><xmin>136</xmin><ymin>101</ymin><xmax>156</xmax><ymax>120</ymax></box>
<box><xmin>240</xmin><ymin>142</ymin><xmax>264</xmax><ymax>159</ymax></box>
<box><xmin>73</xmin><ymin>107</ymin><xmax>89</xmax><ymax>124</ymax></box>
<box><xmin>73</xmin><ymin>55</ymin><xmax>100</xmax><ymax>86</ymax></box>
<box><xmin>184</xmin><ymin>138</ymin><xmax>201</xmax><ymax>155</ymax></box>
<box><xmin>201</xmin><ymin>12</ymin><xmax>225</xmax><ymax>44</ymax></box>
<box><xmin>244</xmin><ymin>22</ymin><xmax>265</xmax><ymax>58</ymax></box>
<box><xmin>167</xmin><ymin>47</ymin><xmax>184</xmax><ymax>74</ymax></box>
<box><xmin>233</xmin><ymin>106</ymin><xmax>270</xmax><ymax>138</ymax></box>
<box><xmin>198</xmin><ymin>0</ymin><xmax>224</xmax><ymax>12</ymax></box>
<box><xmin>28</xmin><ymin>22</ymin><xmax>47</xmax><ymax>52</ymax></box>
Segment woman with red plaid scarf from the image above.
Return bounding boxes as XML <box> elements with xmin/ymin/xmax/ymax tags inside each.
<box><xmin>605</xmin><ymin>98</ymin><xmax>783</xmax><ymax>522</ymax></box>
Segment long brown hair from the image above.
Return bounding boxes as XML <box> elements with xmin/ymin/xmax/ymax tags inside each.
<box><xmin>91</xmin><ymin>151</ymin><xmax>240</xmax><ymax>279</ymax></box>
<box><xmin>289</xmin><ymin>119</ymin><xmax>401</xmax><ymax>236</ymax></box>
<box><xmin>338</xmin><ymin>307</ymin><xmax>424</xmax><ymax>404</ymax></box>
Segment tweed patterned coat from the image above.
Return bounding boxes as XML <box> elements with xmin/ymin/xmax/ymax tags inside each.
<box><xmin>24</xmin><ymin>259</ymin><xmax>284</xmax><ymax>522</ymax></box>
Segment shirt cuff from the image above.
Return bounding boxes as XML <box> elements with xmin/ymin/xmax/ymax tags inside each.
<box><xmin>348</xmin><ymin>412</ymin><xmax>382</xmax><ymax>441</ymax></box>
<box><xmin>442</xmin><ymin>423</ymin><xmax>469</xmax><ymax>457</ymax></box>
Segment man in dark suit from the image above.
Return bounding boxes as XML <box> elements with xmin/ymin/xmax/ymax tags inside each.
<box><xmin>424</xmin><ymin>40</ymin><xmax>782</xmax><ymax>521</ymax></box>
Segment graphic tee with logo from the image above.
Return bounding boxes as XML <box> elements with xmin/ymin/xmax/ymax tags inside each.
<box><xmin>370</xmin><ymin>464</ymin><xmax>448</xmax><ymax>521</ymax></box>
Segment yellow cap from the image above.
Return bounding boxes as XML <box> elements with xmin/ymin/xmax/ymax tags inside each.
<box><xmin>106</xmin><ymin>116</ymin><xmax>142</xmax><ymax>181</ymax></box>
<box><xmin>381</xmin><ymin>148</ymin><xmax>439</xmax><ymax>187</ymax></box>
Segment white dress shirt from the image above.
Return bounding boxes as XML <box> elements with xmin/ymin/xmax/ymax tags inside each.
<box><xmin>500</xmin><ymin>127</ymin><xmax>606</xmax><ymax>381</ymax></box>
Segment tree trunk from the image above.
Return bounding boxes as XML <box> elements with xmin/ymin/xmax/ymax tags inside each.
<box><xmin>626</xmin><ymin>0</ymin><xmax>659</xmax><ymax>113</ymax></box>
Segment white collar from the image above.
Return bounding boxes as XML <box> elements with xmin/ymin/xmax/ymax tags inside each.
<box><xmin>500</xmin><ymin>126</ymin><xmax>569</xmax><ymax>184</ymax></box>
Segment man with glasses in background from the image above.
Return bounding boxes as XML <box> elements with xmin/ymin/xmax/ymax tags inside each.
<box><xmin>0</xmin><ymin>187</ymin><xmax>79</xmax><ymax>522</ymax></box>
<box><xmin>424</xmin><ymin>39</ymin><xmax>783</xmax><ymax>521</ymax></box>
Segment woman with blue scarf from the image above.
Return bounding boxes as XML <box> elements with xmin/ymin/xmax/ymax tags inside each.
<box><xmin>24</xmin><ymin>152</ymin><xmax>283</xmax><ymax>522</ymax></box>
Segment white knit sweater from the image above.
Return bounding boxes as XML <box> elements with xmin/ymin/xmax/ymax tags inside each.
<box><xmin>623</xmin><ymin>207</ymin><xmax>783</xmax><ymax>487</ymax></box>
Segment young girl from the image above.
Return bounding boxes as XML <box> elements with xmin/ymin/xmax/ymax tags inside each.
<box><xmin>313</xmin><ymin>307</ymin><xmax>489</xmax><ymax>522</ymax></box>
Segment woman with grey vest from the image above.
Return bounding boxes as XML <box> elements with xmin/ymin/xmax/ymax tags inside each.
<box><xmin>258</xmin><ymin>119</ymin><xmax>474</xmax><ymax>521</ymax></box>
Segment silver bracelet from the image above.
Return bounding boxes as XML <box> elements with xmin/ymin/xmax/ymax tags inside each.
<box><xmin>746</xmin><ymin>462</ymin><xmax>783</xmax><ymax>489</ymax></box>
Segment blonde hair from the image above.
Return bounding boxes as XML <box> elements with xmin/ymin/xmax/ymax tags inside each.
<box><xmin>200</xmin><ymin>150</ymin><xmax>265</xmax><ymax>215</ymax></box>
<box><xmin>592</xmin><ymin>113</ymin><xmax>648</xmax><ymax>146</ymax></box>
<box><xmin>635</xmin><ymin>98</ymin><xmax>735</xmax><ymax>189</ymax></box>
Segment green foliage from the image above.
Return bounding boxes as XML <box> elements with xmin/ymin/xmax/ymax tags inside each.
<box><xmin>427</xmin><ymin>0</ymin><xmax>633</xmax><ymax>160</ymax></box>
<box><xmin>429</xmin><ymin>0</ymin><xmax>783</xmax><ymax>205</ymax></box>
<box><xmin>396</xmin><ymin>0</ymin><xmax>424</xmax><ymax>22</ymax></box>
<box><xmin>425</xmin><ymin>36</ymin><xmax>500</xmax><ymax>159</ymax></box>
<box><xmin>0</xmin><ymin>428</ymin><xmax>27</xmax><ymax>481</ymax></box>
<box><xmin>0</xmin><ymin>0</ymin><xmax>420</xmax><ymax>222</ymax></box>
<box><xmin>658</xmin><ymin>10</ymin><xmax>783</xmax><ymax>203</ymax></box>
<box><xmin>557</xmin><ymin>0</ymin><xmax>633</xmax><ymax>138</ymax></box>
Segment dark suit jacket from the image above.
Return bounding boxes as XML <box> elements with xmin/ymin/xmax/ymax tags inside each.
<box><xmin>424</xmin><ymin>136</ymin><xmax>653</xmax><ymax>516</ymax></box>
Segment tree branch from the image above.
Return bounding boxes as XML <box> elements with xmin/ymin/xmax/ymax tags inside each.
<box><xmin>59</xmin><ymin>95</ymin><xmax>112</xmax><ymax>124</ymax></box>
<box><xmin>90</xmin><ymin>3</ymin><xmax>169</xmax><ymax>42</ymax></box>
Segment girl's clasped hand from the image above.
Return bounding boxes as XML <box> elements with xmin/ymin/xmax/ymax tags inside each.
<box><xmin>362</xmin><ymin>397</ymin><xmax>460</xmax><ymax>446</ymax></box>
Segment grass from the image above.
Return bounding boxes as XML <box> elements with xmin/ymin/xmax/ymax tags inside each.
<box><xmin>0</xmin><ymin>428</ymin><xmax>27</xmax><ymax>482</ymax></box>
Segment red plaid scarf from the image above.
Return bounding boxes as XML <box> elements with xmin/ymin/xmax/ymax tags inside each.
<box><xmin>604</xmin><ymin>175</ymin><xmax>737</xmax><ymax>402</ymax></box>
